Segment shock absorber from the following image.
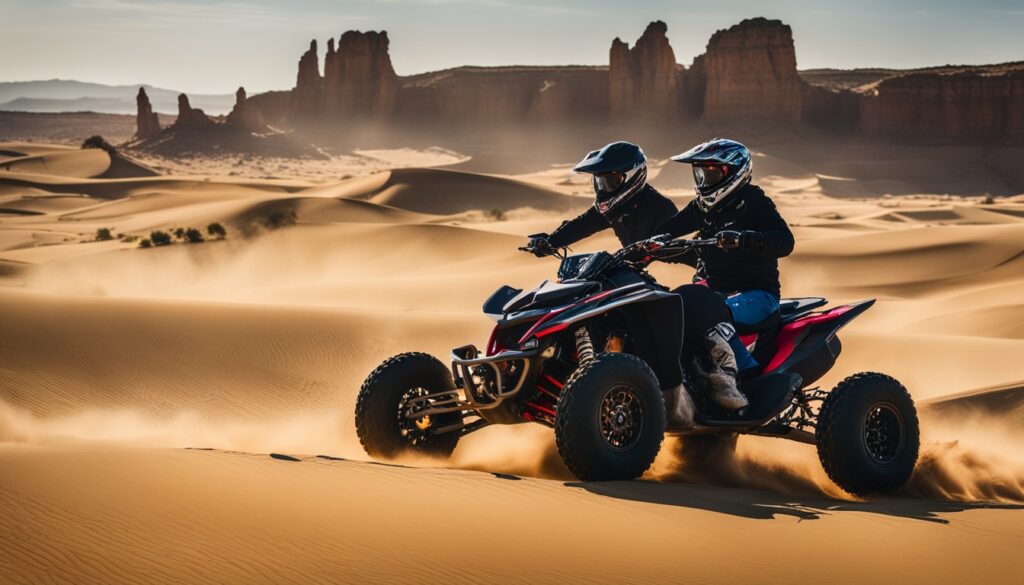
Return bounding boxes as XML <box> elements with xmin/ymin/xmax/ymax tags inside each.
<box><xmin>575</xmin><ymin>326</ymin><xmax>595</xmax><ymax>367</ymax></box>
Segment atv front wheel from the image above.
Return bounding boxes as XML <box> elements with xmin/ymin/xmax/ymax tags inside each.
<box><xmin>816</xmin><ymin>372</ymin><xmax>919</xmax><ymax>495</ymax></box>
<box><xmin>355</xmin><ymin>352</ymin><xmax>462</xmax><ymax>460</ymax></box>
<box><xmin>555</xmin><ymin>353</ymin><xmax>666</xmax><ymax>481</ymax></box>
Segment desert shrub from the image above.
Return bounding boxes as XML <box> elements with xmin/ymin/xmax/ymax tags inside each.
<box><xmin>185</xmin><ymin>228</ymin><xmax>204</xmax><ymax>243</ymax></box>
<box><xmin>95</xmin><ymin>227</ymin><xmax>114</xmax><ymax>241</ymax></box>
<box><xmin>238</xmin><ymin>209</ymin><xmax>298</xmax><ymax>238</ymax></box>
<box><xmin>150</xmin><ymin>230</ymin><xmax>172</xmax><ymax>246</ymax></box>
<box><xmin>262</xmin><ymin>210</ymin><xmax>297</xmax><ymax>230</ymax></box>
<box><xmin>119</xmin><ymin>234</ymin><xmax>137</xmax><ymax>243</ymax></box>
<box><xmin>81</xmin><ymin>135</ymin><xmax>117</xmax><ymax>154</ymax></box>
<box><xmin>485</xmin><ymin>208</ymin><xmax>506</xmax><ymax>221</ymax></box>
<box><xmin>207</xmin><ymin>222</ymin><xmax>227</xmax><ymax>239</ymax></box>
<box><xmin>173</xmin><ymin>227</ymin><xmax>187</xmax><ymax>240</ymax></box>
<box><xmin>139</xmin><ymin>239</ymin><xmax>152</xmax><ymax>248</ymax></box>
<box><xmin>981</xmin><ymin>194</ymin><xmax>995</xmax><ymax>205</ymax></box>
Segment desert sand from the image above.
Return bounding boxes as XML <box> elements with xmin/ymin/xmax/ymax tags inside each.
<box><xmin>1</xmin><ymin>142</ymin><xmax>1023</xmax><ymax>584</ymax></box>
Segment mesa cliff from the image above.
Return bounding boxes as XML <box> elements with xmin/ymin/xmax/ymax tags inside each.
<box><xmin>137</xmin><ymin>19</ymin><xmax>1024</xmax><ymax>145</ymax></box>
<box><xmin>860</xmin><ymin>69</ymin><xmax>1024</xmax><ymax>142</ymax></box>
<box><xmin>702</xmin><ymin>18</ymin><xmax>802</xmax><ymax>123</ymax></box>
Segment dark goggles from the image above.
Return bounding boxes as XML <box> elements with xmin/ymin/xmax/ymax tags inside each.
<box><xmin>693</xmin><ymin>164</ymin><xmax>728</xmax><ymax>189</ymax></box>
<box><xmin>593</xmin><ymin>171</ymin><xmax>625</xmax><ymax>194</ymax></box>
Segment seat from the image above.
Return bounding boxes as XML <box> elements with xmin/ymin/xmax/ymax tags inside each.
<box><xmin>779</xmin><ymin>297</ymin><xmax>828</xmax><ymax>322</ymax></box>
<box><xmin>737</xmin><ymin>297</ymin><xmax>828</xmax><ymax>337</ymax></box>
<box><xmin>733</xmin><ymin>309</ymin><xmax>780</xmax><ymax>335</ymax></box>
<box><xmin>744</xmin><ymin>298</ymin><xmax>830</xmax><ymax>376</ymax></box>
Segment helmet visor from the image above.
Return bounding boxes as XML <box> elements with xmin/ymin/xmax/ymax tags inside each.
<box><xmin>693</xmin><ymin>164</ymin><xmax>727</xmax><ymax>189</ymax></box>
<box><xmin>593</xmin><ymin>171</ymin><xmax>625</xmax><ymax>195</ymax></box>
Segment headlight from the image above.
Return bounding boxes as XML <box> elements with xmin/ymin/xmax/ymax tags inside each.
<box><xmin>520</xmin><ymin>338</ymin><xmax>539</xmax><ymax>350</ymax></box>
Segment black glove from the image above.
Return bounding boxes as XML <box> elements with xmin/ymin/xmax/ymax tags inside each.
<box><xmin>622</xmin><ymin>235</ymin><xmax>668</xmax><ymax>263</ymax></box>
<box><xmin>526</xmin><ymin>234</ymin><xmax>554</xmax><ymax>257</ymax></box>
<box><xmin>716</xmin><ymin>230</ymin><xmax>764</xmax><ymax>250</ymax></box>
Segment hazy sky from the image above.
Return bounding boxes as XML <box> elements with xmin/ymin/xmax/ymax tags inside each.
<box><xmin>3</xmin><ymin>0</ymin><xmax>1023</xmax><ymax>94</ymax></box>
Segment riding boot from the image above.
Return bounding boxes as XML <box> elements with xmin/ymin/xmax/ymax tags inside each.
<box><xmin>701</xmin><ymin>323</ymin><xmax>749</xmax><ymax>410</ymax></box>
<box><xmin>662</xmin><ymin>384</ymin><xmax>696</xmax><ymax>428</ymax></box>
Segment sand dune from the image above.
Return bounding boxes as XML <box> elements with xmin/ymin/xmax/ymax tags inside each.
<box><xmin>0</xmin><ymin>142</ymin><xmax>77</xmax><ymax>158</ymax></box>
<box><xmin>2</xmin><ymin>445</ymin><xmax>1022</xmax><ymax>585</ymax></box>
<box><xmin>1</xmin><ymin>141</ymin><xmax>1023</xmax><ymax>584</ymax></box>
<box><xmin>341</xmin><ymin>168</ymin><xmax>583</xmax><ymax>214</ymax></box>
<box><xmin>0</xmin><ymin>148</ymin><xmax>111</xmax><ymax>178</ymax></box>
<box><xmin>0</xmin><ymin>170</ymin><xmax>307</xmax><ymax>199</ymax></box>
<box><xmin>0</xmin><ymin>288</ymin><xmax>485</xmax><ymax>428</ymax></box>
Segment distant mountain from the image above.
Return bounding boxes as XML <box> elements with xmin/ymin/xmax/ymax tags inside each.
<box><xmin>0</xmin><ymin>80</ymin><xmax>235</xmax><ymax>115</ymax></box>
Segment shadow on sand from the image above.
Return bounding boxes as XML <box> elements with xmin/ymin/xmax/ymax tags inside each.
<box><xmin>565</xmin><ymin>480</ymin><xmax>1023</xmax><ymax>524</ymax></box>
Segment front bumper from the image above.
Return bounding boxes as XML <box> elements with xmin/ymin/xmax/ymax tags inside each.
<box><xmin>450</xmin><ymin>344</ymin><xmax>538</xmax><ymax>410</ymax></box>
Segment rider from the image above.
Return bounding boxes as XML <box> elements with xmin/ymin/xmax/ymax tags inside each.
<box><xmin>656</xmin><ymin>138</ymin><xmax>795</xmax><ymax>411</ymax></box>
<box><xmin>527</xmin><ymin>141</ymin><xmax>752</xmax><ymax>424</ymax></box>
<box><xmin>527</xmin><ymin>141</ymin><xmax>676</xmax><ymax>253</ymax></box>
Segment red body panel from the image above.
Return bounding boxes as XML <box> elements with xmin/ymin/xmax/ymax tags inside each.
<box><xmin>486</xmin><ymin>326</ymin><xmax>500</xmax><ymax>356</ymax></box>
<box><xmin>764</xmin><ymin>305</ymin><xmax>855</xmax><ymax>373</ymax></box>
<box><xmin>518</xmin><ymin>287</ymin><xmax>622</xmax><ymax>344</ymax></box>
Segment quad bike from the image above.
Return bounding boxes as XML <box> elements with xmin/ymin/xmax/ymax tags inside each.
<box><xmin>355</xmin><ymin>238</ymin><xmax>919</xmax><ymax>495</ymax></box>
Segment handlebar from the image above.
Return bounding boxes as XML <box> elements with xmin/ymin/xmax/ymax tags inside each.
<box><xmin>661</xmin><ymin>237</ymin><xmax>717</xmax><ymax>249</ymax></box>
<box><xmin>600</xmin><ymin>237</ymin><xmax>716</xmax><ymax>275</ymax></box>
<box><xmin>616</xmin><ymin>237</ymin><xmax>716</xmax><ymax>259</ymax></box>
<box><xmin>518</xmin><ymin>245</ymin><xmax>567</xmax><ymax>259</ymax></box>
<box><xmin>520</xmin><ymin>236</ymin><xmax>716</xmax><ymax>266</ymax></box>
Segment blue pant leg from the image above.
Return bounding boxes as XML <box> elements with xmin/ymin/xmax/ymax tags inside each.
<box><xmin>726</xmin><ymin>290</ymin><xmax>781</xmax><ymax>326</ymax></box>
<box><xmin>724</xmin><ymin>290</ymin><xmax>781</xmax><ymax>371</ymax></box>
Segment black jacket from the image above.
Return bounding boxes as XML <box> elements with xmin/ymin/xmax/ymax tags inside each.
<box><xmin>548</xmin><ymin>185</ymin><xmax>678</xmax><ymax>249</ymax></box>
<box><xmin>656</xmin><ymin>183</ymin><xmax>794</xmax><ymax>296</ymax></box>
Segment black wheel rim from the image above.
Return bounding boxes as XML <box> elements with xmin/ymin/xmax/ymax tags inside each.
<box><xmin>600</xmin><ymin>385</ymin><xmax>644</xmax><ymax>452</ymax></box>
<box><xmin>862</xmin><ymin>402</ymin><xmax>904</xmax><ymax>465</ymax></box>
<box><xmin>397</xmin><ymin>387</ymin><xmax>436</xmax><ymax>447</ymax></box>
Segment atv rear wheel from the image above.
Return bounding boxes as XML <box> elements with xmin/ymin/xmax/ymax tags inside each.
<box><xmin>816</xmin><ymin>372</ymin><xmax>919</xmax><ymax>495</ymax></box>
<box><xmin>355</xmin><ymin>352</ymin><xmax>462</xmax><ymax>460</ymax></box>
<box><xmin>555</xmin><ymin>353</ymin><xmax>666</xmax><ymax>481</ymax></box>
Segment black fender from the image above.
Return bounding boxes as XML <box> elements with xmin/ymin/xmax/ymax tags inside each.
<box><xmin>525</xmin><ymin>285</ymin><xmax>684</xmax><ymax>389</ymax></box>
<box><xmin>765</xmin><ymin>299</ymin><xmax>875</xmax><ymax>386</ymax></box>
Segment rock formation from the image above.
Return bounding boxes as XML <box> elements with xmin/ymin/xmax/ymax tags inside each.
<box><xmin>526</xmin><ymin>72</ymin><xmax>608</xmax><ymax>122</ymax></box>
<box><xmin>320</xmin><ymin>37</ymin><xmax>338</xmax><ymax>116</ymax></box>
<box><xmin>287</xmin><ymin>31</ymin><xmax>399</xmax><ymax>123</ymax></box>
<box><xmin>226</xmin><ymin>87</ymin><xmax>266</xmax><ymax>131</ymax></box>
<box><xmin>135</xmin><ymin>87</ymin><xmax>161</xmax><ymax>140</ymax></box>
<box><xmin>290</xmin><ymin>40</ymin><xmax>322</xmax><ymax>119</ymax></box>
<box><xmin>324</xmin><ymin>30</ymin><xmax>399</xmax><ymax>119</ymax></box>
<box><xmin>859</xmin><ymin>70</ymin><xmax>1024</xmax><ymax>142</ymax></box>
<box><xmin>702</xmin><ymin>18</ymin><xmax>802</xmax><ymax>122</ymax></box>
<box><xmin>608</xmin><ymin>21</ymin><xmax>681</xmax><ymax>117</ymax></box>
<box><xmin>801</xmin><ymin>83</ymin><xmax>859</xmax><ymax>133</ymax></box>
<box><xmin>398</xmin><ymin>66</ymin><xmax>606</xmax><ymax>126</ymax></box>
<box><xmin>246</xmin><ymin>90</ymin><xmax>291</xmax><ymax>126</ymax></box>
<box><xmin>173</xmin><ymin>93</ymin><xmax>215</xmax><ymax>129</ymax></box>
<box><xmin>249</xmin><ymin>19</ymin><xmax>1023</xmax><ymax>144</ymax></box>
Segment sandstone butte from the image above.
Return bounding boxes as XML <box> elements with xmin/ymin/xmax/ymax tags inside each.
<box><xmin>137</xmin><ymin>18</ymin><xmax>1024</xmax><ymax>144</ymax></box>
<box><xmin>134</xmin><ymin>87</ymin><xmax>161</xmax><ymax>140</ymax></box>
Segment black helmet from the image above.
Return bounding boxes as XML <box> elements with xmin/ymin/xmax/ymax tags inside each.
<box><xmin>671</xmin><ymin>138</ymin><xmax>752</xmax><ymax>211</ymax></box>
<box><xmin>573</xmin><ymin>141</ymin><xmax>648</xmax><ymax>216</ymax></box>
